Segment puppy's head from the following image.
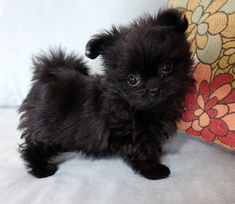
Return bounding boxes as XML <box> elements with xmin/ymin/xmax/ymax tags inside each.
<box><xmin>86</xmin><ymin>9</ymin><xmax>194</xmax><ymax>110</ymax></box>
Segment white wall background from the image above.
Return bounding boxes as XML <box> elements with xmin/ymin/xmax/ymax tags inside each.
<box><xmin>0</xmin><ymin>0</ymin><xmax>166</xmax><ymax>107</ymax></box>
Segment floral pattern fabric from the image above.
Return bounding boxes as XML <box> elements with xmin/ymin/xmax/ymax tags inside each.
<box><xmin>168</xmin><ymin>0</ymin><xmax>235</xmax><ymax>150</ymax></box>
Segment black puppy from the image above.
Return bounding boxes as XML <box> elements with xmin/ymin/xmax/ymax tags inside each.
<box><xmin>18</xmin><ymin>9</ymin><xmax>194</xmax><ymax>179</ymax></box>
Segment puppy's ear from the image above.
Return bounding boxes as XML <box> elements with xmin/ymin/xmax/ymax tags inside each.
<box><xmin>156</xmin><ymin>9</ymin><xmax>188</xmax><ymax>33</ymax></box>
<box><xmin>85</xmin><ymin>27</ymin><xmax>120</xmax><ymax>59</ymax></box>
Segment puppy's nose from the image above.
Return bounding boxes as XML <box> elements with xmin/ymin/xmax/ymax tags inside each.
<box><xmin>149</xmin><ymin>88</ymin><xmax>160</xmax><ymax>96</ymax></box>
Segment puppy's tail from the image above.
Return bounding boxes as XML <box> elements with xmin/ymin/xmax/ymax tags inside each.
<box><xmin>32</xmin><ymin>48</ymin><xmax>89</xmax><ymax>83</ymax></box>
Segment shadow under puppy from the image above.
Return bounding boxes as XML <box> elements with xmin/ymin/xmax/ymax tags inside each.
<box><xmin>18</xmin><ymin>9</ymin><xmax>194</xmax><ymax>179</ymax></box>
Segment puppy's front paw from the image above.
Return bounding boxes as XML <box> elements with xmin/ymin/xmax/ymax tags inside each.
<box><xmin>30</xmin><ymin>164</ymin><xmax>58</xmax><ymax>178</ymax></box>
<box><xmin>138</xmin><ymin>163</ymin><xmax>170</xmax><ymax>180</ymax></box>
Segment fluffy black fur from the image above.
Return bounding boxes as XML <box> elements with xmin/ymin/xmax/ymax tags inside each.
<box><xmin>18</xmin><ymin>9</ymin><xmax>194</xmax><ymax>179</ymax></box>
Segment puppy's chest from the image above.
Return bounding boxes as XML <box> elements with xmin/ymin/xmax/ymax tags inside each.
<box><xmin>108</xmin><ymin>109</ymin><xmax>155</xmax><ymax>140</ymax></box>
<box><xmin>108</xmin><ymin>110</ymin><xmax>133</xmax><ymax>136</ymax></box>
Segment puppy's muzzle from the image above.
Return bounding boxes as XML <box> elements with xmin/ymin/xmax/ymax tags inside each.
<box><xmin>148</xmin><ymin>88</ymin><xmax>161</xmax><ymax>96</ymax></box>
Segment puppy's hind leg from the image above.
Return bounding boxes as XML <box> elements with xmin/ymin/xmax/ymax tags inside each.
<box><xmin>19</xmin><ymin>142</ymin><xmax>62</xmax><ymax>178</ymax></box>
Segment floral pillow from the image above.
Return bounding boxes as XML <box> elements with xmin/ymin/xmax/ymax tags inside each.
<box><xmin>168</xmin><ymin>0</ymin><xmax>235</xmax><ymax>151</ymax></box>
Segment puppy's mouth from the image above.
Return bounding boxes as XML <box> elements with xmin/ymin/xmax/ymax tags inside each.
<box><xmin>125</xmin><ymin>92</ymin><xmax>167</xmax><ymax>110</ymax></box>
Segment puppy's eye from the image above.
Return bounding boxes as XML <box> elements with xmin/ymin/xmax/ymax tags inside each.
<box><xmin>160</xmin><ymin>62</ymin><xmax>173</xmax><ymax>74</ymax></box>
<box><xmin>127</xmin><ymin>74</ymin><xmax>140</xmax><ymax>86</ymax></box>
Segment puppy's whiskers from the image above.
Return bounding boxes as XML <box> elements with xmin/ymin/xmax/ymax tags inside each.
<box><xmin>131</xmin><ymin>89</ymin><xmax>146</xmax><ymax>95</ymax></box>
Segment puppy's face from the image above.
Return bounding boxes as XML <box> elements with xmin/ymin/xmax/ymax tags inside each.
<box><xmin>86</xmin><ymin>9</ymin><xmax>194</xmax><ymax>110</ymax></box>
